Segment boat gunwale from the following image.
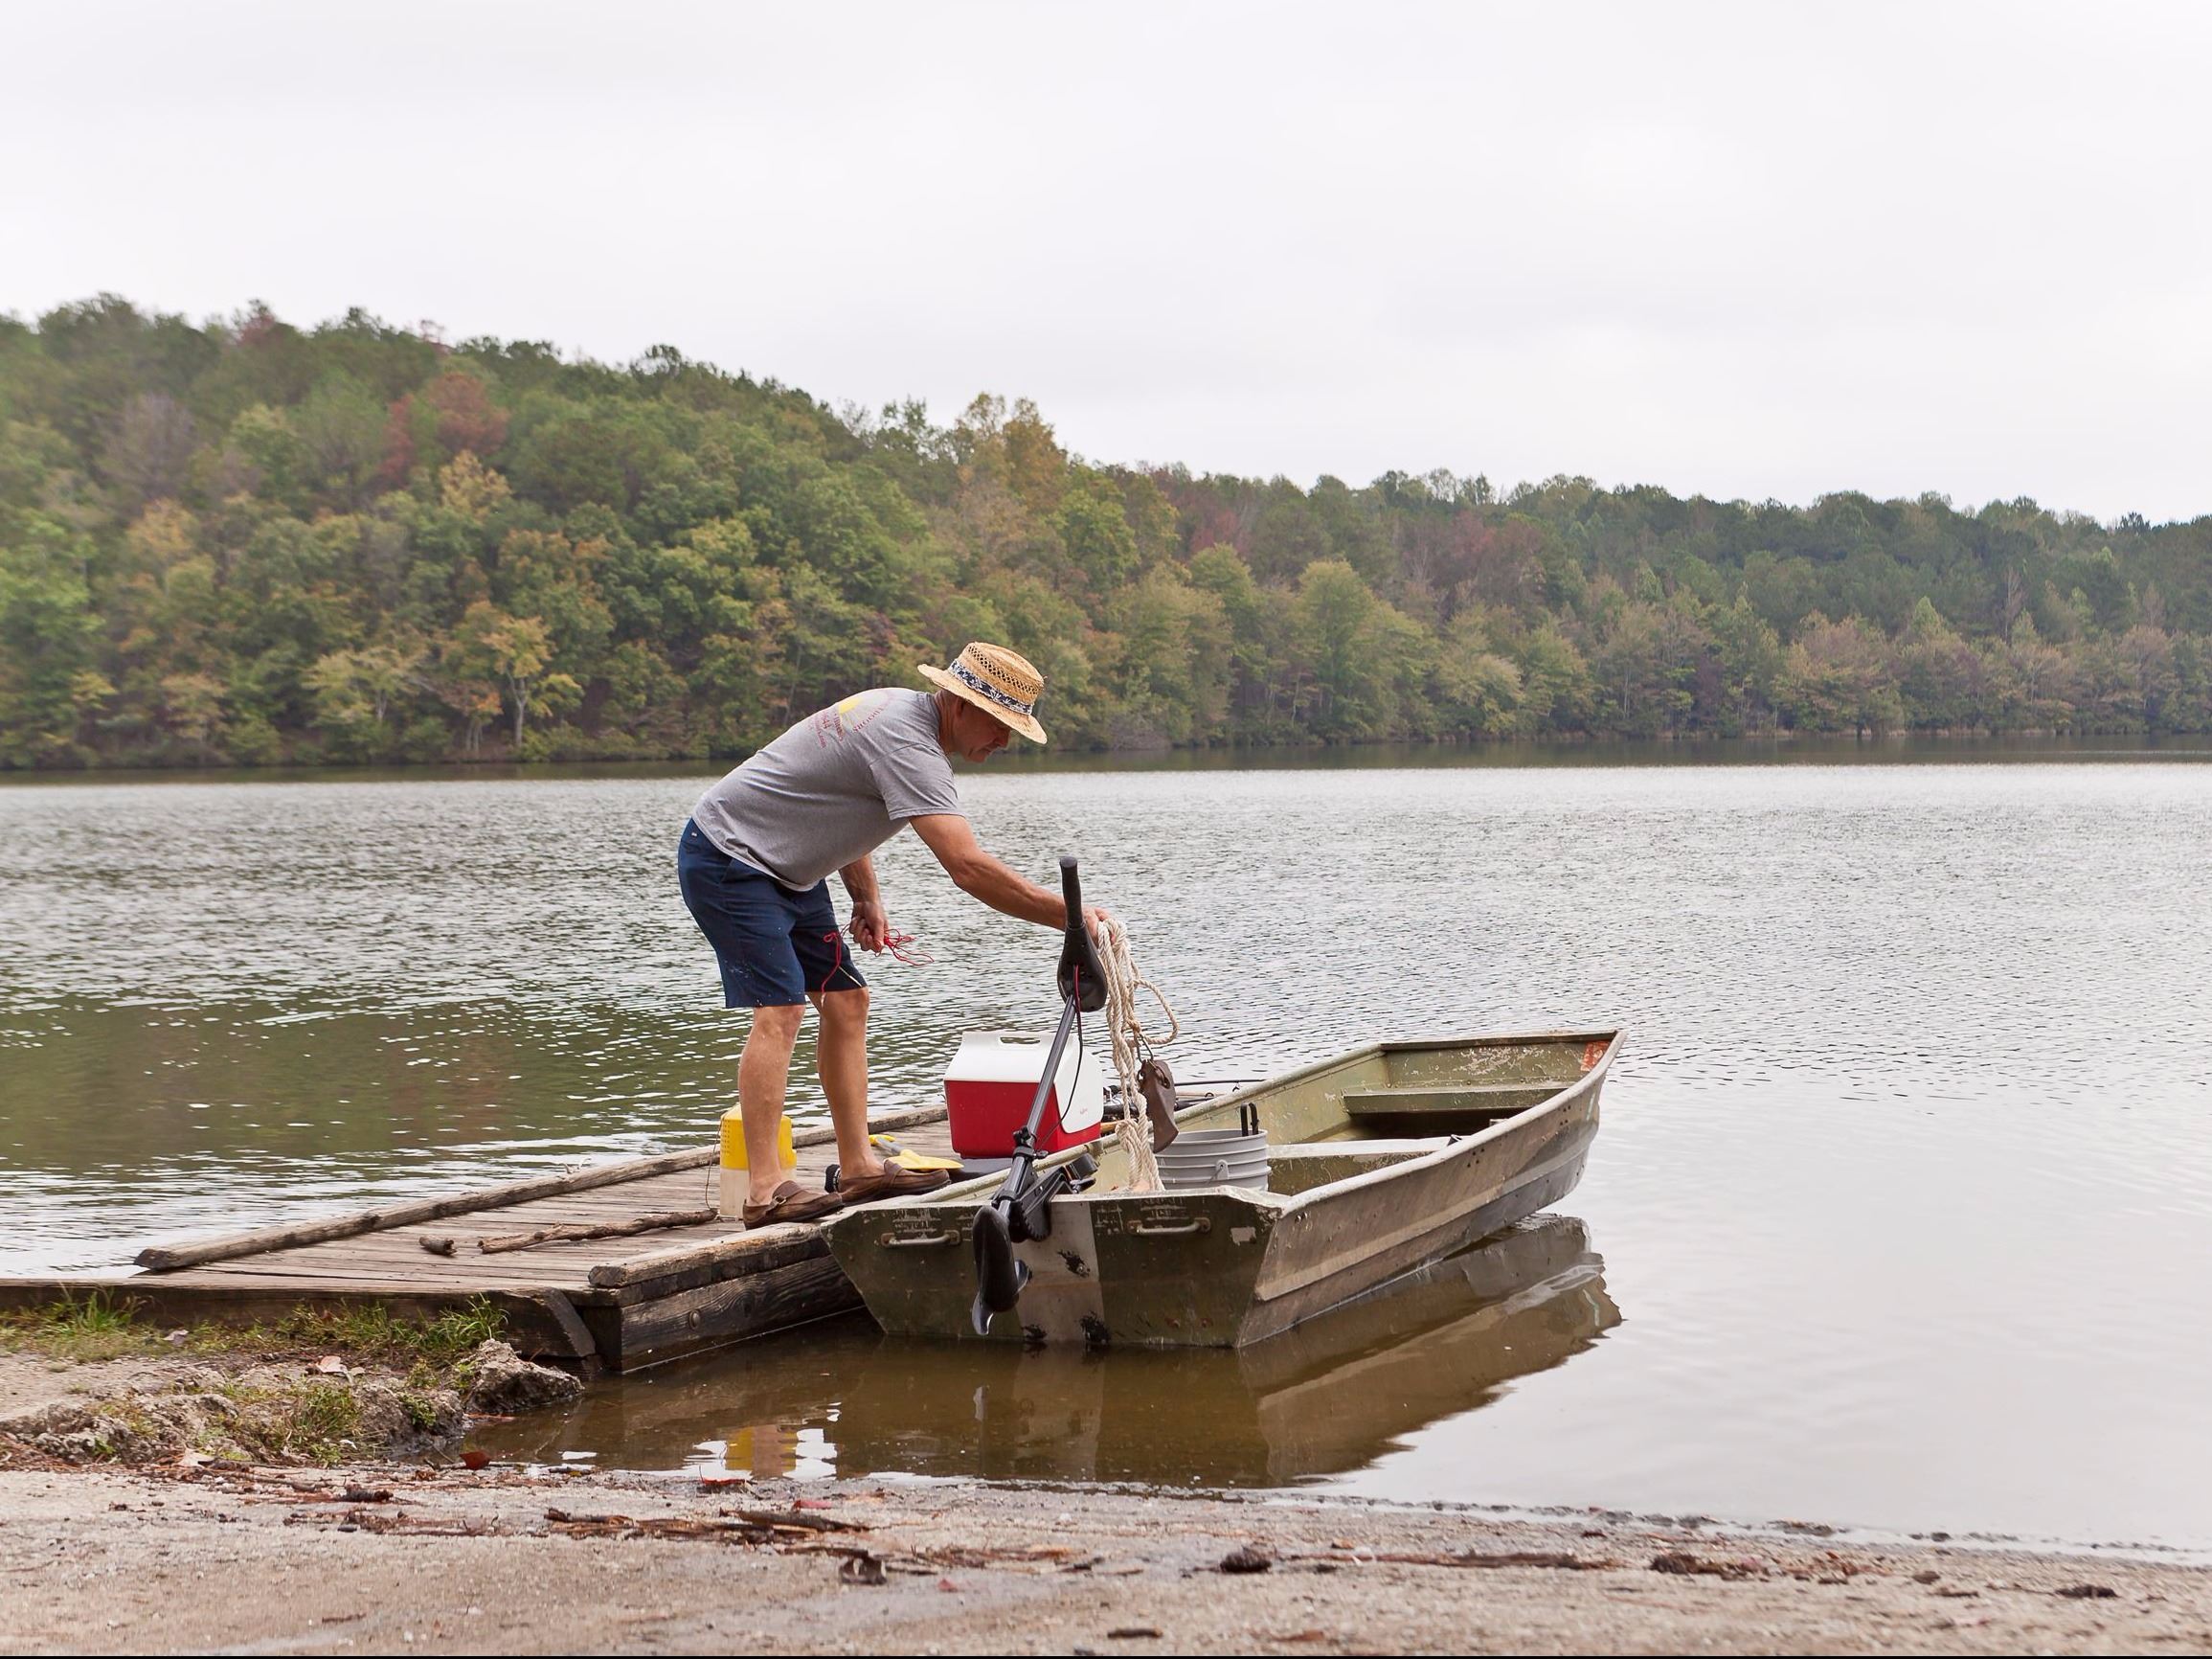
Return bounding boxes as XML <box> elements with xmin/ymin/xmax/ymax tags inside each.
<box><xmin>1265</xmin><ymin>1027</ymin><xmax>1621</xmax><ymax>1218</ymax></box>
<box><xmin>836</xmin><ymin>1028</ymin><xmax>1623</xmax><ymax>1222</ymax></box>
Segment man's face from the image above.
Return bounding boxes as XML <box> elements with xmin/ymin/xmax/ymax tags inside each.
<box><xmin>950</xmin><ymin>698</ymin><xmax>1015</xmax><ymax>761</ymax></box>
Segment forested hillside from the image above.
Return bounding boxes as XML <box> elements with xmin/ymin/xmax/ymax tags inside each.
<box><xmin>3</xmin><ymin>296</ymin><xmax>2208</xmax><ymax>768</ymax></box>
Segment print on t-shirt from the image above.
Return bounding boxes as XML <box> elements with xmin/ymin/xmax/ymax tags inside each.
<box><xmin>812</xmin><ymin>688</ymin><xmax>892</xmax><ymax>747</ymax></box>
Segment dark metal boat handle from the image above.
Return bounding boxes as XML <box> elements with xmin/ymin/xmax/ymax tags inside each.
<box><xmin>1129</xmin><ymin>1216</ymin><xmax>1210</xmax><ymax>1238</ymax></box>
<box><xmin>881</xmin><ymin>1229</ymin><xmax>961</xmax><ymax>1249</ymax></box>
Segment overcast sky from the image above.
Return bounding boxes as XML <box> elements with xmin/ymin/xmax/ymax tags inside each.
<box><xmin>6</xmin><ymin>1</ymin><xmax>2208</xmax><ymax>521</ymax></box>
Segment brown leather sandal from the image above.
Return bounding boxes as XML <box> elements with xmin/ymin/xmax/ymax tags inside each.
<box><xmin>837</xmin><ymin>1163</ymin><xmax>952</xmax><ymax>1205</ymax></box>
<box><xmin>740</xmin><ymin>1180</ymin><xmax>846</xmax><ymax>1229</ymax></box>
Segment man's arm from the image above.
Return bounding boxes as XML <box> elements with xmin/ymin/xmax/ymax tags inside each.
<box><xmin>909</xmin><ymin>814</ymin><xmax>1107</xmax><ymax>932</ymax></box>
<box><xmin>837</xmin><ymin>853</ymin><xmax>889</xmax><ymax>952</ymax></box>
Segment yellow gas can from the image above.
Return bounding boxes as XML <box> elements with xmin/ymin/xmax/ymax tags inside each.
<box><xmin>718</xmin><ymin>1110</ymin><xmax>797</xmax><ymax>1217</ymax></box>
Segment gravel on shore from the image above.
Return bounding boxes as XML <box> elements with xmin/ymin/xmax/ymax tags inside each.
<box><xmin>1</xmin><ymin>1454</ymin><xmax>2205</xmax><ymax>1655</ymax></box>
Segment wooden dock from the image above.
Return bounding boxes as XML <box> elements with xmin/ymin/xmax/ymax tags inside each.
<box><xmin>0</xmin><ymin>1107</ymin><xmax>958</xmax><ymax>1374</ymax></box>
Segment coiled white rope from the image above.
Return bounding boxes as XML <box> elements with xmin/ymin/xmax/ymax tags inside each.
<box><xmin>1092</xmin><ymin>916</ymin><xmax>1178</xmax><ymax>1193</ymax></box>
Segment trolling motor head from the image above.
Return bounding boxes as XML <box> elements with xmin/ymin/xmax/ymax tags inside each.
<box><xmin>1055</xmin><ymin>855</ymin><xmax>1108</xmax><ymax>1014</ymax></box>
<box><xmin>970</xmin><ymin>855</ymin><xmax>1104</xmax><ymax>1334</ymax></box>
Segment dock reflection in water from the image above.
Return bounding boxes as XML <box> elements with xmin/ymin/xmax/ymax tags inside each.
<box><xmin>480</xmin><ymin>1216</ymin><xmax>1618</xmax><ymax>1487</ymax></box>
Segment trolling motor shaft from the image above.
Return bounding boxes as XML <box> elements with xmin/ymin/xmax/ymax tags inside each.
<box><xmin>970</xmin><ymin>855</ymin><xmax>1107</xmax><ymax>1334</ymax></box>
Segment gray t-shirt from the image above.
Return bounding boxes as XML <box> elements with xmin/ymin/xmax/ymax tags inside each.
<box><xmin>690</xmin><ymin>689</ymin><xmax>963</xmax><ymax>889</ymax></box>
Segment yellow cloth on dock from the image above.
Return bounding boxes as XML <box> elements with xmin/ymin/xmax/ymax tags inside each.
<box><xmin>871</xmin><ymin>1134</ymin><xmax>962</xmax><ymax>1172</ymax></box>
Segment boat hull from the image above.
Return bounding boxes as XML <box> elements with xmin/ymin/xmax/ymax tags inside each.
<box><xmin>824</xmin><ymin>1030</ymin><xmax>1617</xmax><ymax>1348</ymax></box>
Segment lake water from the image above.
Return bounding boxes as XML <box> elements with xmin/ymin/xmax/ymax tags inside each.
<box><xmin>3</xmin><ymin>742</ymin><xmax>2209</xmax><ymax>1550</ymax></box>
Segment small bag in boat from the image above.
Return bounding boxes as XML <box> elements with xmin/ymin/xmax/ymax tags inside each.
<box><xmin>1136</xmin><ymin>1054</ymin><xmax>1179</xmax><ymax>1150</ymax></box>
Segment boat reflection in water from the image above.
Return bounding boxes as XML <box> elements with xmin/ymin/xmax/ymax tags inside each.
<box><xmin>481</xmin><ymin>1216</ymin><xmax>1620</xmax><ymax>1488</ymax></box>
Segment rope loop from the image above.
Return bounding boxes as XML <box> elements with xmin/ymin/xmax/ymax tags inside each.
<box><xmin>1094</xmin><ymin>915</ymin><xmax>1178</xmax><ymax>1193</ymax></box>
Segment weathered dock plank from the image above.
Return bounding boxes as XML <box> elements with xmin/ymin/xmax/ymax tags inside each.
<box><xmin>130</xmin><ymin>1105</ymin><xmax>943</xmax><ymax>1272</ymax></box>
<box><xmin>6</xmin><ymin>1110</ymin><xmax>964</xmax><ymax>1373</ymax></box>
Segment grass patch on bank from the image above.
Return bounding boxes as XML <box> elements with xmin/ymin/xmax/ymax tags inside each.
<box><xmin>259</xmin><ymin>1299</ymin><xmax>506</xmax><ymax>1369</ymax></box>
<box><xmin>0</xmin><ymin>1291</ymin><xmax>164</xmax><ymax>1362</ymax></box>
<box><xmin>253</xmin><ymin>1379</ymin><xmax>363</xmax><ymax>1464</ymax></box>
<box><xmin>0</xmin><ymin>1292</ymin><xmax>506</xmax><ymax>1372</ymax></box>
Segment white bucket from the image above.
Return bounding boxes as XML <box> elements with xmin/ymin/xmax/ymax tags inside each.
<box><xmin>1155</xmin><ymin>1126</ymin><xmax>1270</xmax><ymax>1192</ymax></box>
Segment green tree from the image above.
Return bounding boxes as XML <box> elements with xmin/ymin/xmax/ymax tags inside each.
<box><xmin>305</xmin><ymin>640</ymin><xmax>426</xmax><ymax>757</ymax></box>
<box><xmin>1055</xmin><ymin>470</ymin><xmax>1140</xmax><ymax>594</ymax></box>
<box><xmin>0</xmin><ymin>514</ymin><xmax>104</xmax><ymax>763</ymax></box>
<box><xmin>1433</xmin><ymin>613</ymin><xmax>1523</xmax><ymax>736</ymax></box>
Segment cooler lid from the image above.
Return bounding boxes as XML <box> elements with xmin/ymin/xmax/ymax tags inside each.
<box><xmin>943</xmin><ymin>1030</ymin><xmax>1105</xmax><ymax>1134</ymax></box>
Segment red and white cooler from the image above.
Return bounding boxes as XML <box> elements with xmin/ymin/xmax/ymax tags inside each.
<box><xmin>942</xmin><ymin>1030</ymin><xmax>1106</xmax><ymax>1160</ymax></box>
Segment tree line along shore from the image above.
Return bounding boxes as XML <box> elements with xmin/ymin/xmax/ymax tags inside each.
<box><xmin>4</xmin><ymin>295</ymin><xmax>2209</xmax><ymax>770</ymax></box>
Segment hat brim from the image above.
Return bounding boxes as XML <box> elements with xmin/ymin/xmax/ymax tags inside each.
<box><xmin>918</xmin><ymin>664</ymin><xmax>1048</xmax><ymax>743</ymax></box>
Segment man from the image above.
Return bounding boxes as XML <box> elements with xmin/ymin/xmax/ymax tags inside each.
<box><xmin>678</xmin><ymin>642</ymin><xmax>1109</xmax><ymax>1228</ymax></box>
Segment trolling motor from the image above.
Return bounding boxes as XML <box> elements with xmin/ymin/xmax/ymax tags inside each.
<box><xmin>970</xmin><ymin>855</ymin><xmax>1107</xmax><ymax>1334</ymax></box>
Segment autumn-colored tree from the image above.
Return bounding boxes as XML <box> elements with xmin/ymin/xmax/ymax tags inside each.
<box><xmin>379</xmin><ymin>370</ymin><xmax>509</xmax><ymax>488</ymax></box>
<box><xmin>450</xmin><ymin>602</ymin><xmax>575</xmax><ymax>746</ymax></box>
<box><xmin>1779</xmin><ymin>615</ymin><xmax>1903</xmax><ymax>736</ymax></box>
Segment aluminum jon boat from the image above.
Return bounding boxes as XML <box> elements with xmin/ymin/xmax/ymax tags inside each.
<box><xmin>822</xmin><ymin>1028</ymin><xmax>1620</xmax><ymax>1348</ymax></box>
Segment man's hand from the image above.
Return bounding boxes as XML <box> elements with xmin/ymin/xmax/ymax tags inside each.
<box><xmin>848</xmin><ymin>898</ymin><xmax>891</xmax><ymax>954</ymax></box>
<box><xmin>1084</xmin><ymin>904</ymin><xmax>1113</xmax><ymax>939</ymax></box>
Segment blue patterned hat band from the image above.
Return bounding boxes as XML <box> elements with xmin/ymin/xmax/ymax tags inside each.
<box><xmin>949</xmin><ymin>659</ymin><xmax>1033</xmax><ymax>716</ymax></box>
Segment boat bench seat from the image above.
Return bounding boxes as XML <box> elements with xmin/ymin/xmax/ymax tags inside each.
<box><xmin>1265</xmin><ymin>1138</ymin><xmax>1445</xmax><ymax>1197</ymax></box>
<box><xmin>1340</xmin><ymin>1081</ymin><xmax>1568</xmax><ymax>1131</ymax></box>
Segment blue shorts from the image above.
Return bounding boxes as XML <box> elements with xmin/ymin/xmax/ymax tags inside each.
<box><xmin>677</xmin><ymin>820</ymin><xmax>865</xmax><ymax>1008</ymax></box>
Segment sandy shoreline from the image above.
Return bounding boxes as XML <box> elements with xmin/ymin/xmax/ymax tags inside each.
<box><xmin>4</xmin><ymin>1341</ymin><xmax>2206</xmax><ymax>1653</ymax></box>
<box><xmin>3</xmin><ymin>1455</ymin><xmax>2206</xmax><ymax>1656</ymax></box>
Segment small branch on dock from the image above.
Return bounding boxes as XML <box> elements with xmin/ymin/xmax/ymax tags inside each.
<box><xmin>474</xmin><ymin>1208</ymin><xmax>720</xmax><ymax>1255</ymax></box>
<box><xmin>418</xmin><ymin>1236</ymin><xmax>458</xmax><ymax>1257</ymax></box>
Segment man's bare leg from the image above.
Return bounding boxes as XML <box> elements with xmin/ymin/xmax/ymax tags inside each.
<box><xmin>737</xmin><ymin>1003</ymin><xmax>806</xmax><ymax>1205</ymax></box>
<box><xmin>810</xmin><ymin>986</ymin><xmax>885</xmax><ymax>1181</ymax></box>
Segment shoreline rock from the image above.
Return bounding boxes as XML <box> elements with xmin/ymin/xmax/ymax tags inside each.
<box><xmin>0</xmin><ymin>1350</ymin><xmax>467</xmax><ymax>1466</ymax></box>
<box><xmin>462</xmin><ymin>1338</ymin><xmax>584</xmax><ymax>1416</ymax></box>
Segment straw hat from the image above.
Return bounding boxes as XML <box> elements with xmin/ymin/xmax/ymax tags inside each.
<box><xmin>918</xmin><ymin>642</ymin><xmax>1049</xmax><ymax>743</ymax></box>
